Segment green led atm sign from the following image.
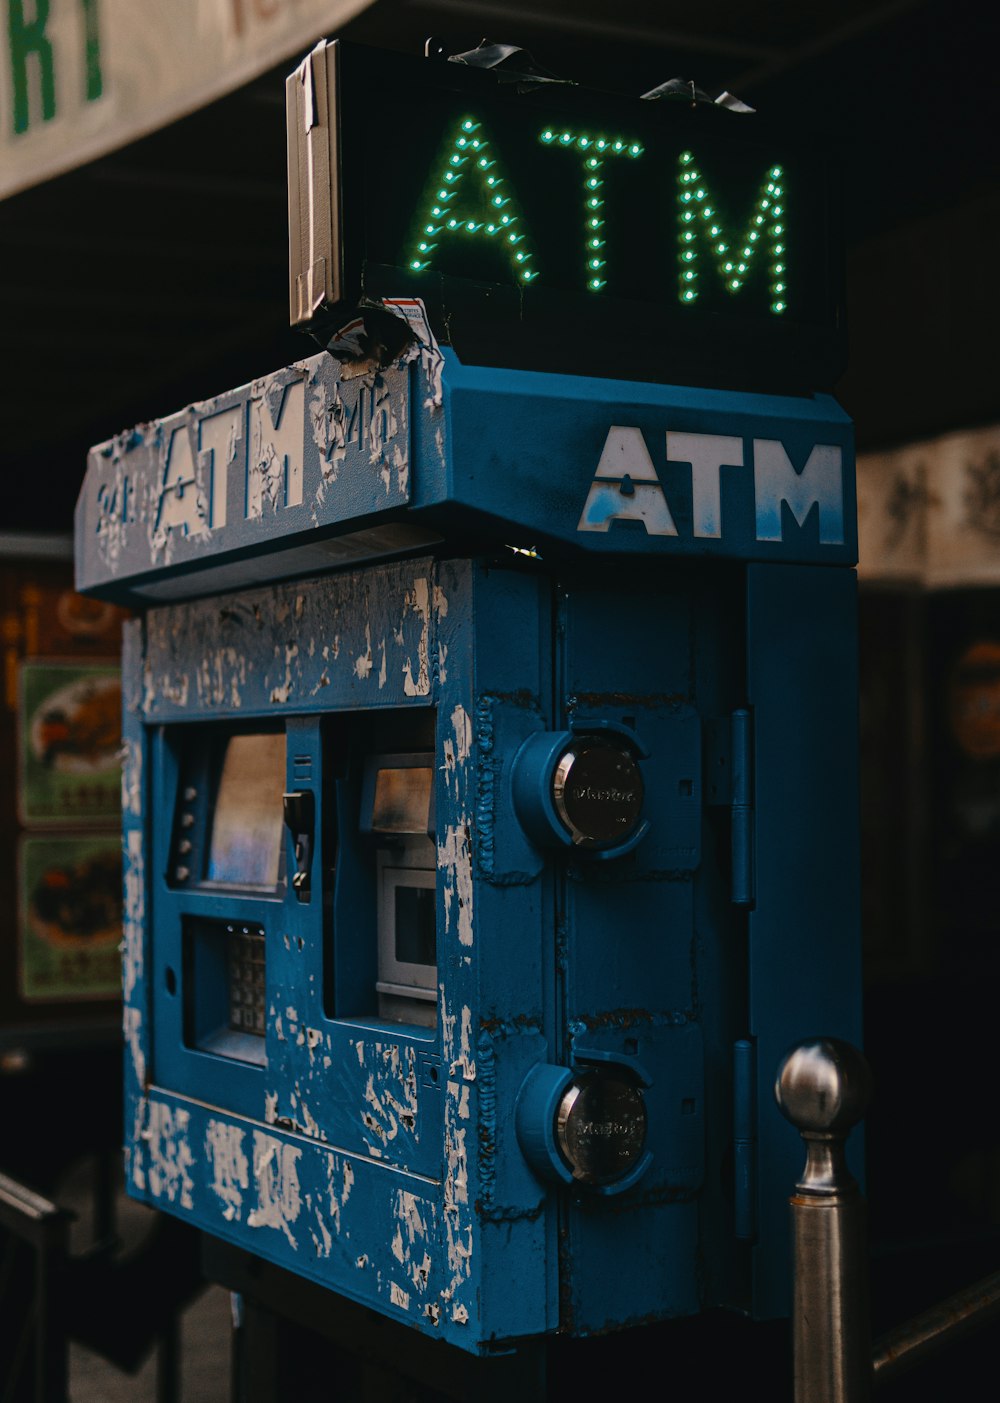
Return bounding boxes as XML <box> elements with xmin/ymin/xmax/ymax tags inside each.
<box><xmin>289</xmin><ymin>43</ymin><xmax>840</xmax><ymax>356</ymax></box>
<box><xmin>406</xmin><ymin>121</ymin><xmax>789</xmax><ymax>315</ymax></box>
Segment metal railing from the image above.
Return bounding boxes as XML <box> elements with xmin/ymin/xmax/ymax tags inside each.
<box><xmin>777</xmin><ymin>1038</ymin><xmax>1000</xmax><ymax>1402</ymax></box>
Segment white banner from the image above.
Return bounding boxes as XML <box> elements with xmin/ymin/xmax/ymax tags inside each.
<box><xmin>0</xmin><ymin>0</ymin><xmax>371</xmax><ymax>200</ymax></box>
<box><xmin>858</xmin><ymin>423</ymin><xmax>1000</xmax><ymax>588</ymax></box>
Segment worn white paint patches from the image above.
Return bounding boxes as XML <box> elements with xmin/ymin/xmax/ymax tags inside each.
<box><xmin>353</xmin><ymin>621</ymin><xmax>374</xmax><ymax>680</ymax></box>
<box><xmin>247</xmin><ymin>375</ymin><xmax>305</xmax><ymax>519</ymax></box>
<box><xmin>457</xmin><ymin>1005</ymin><xmax>476</xmax><ymax>1081</ymax></box>
<box><xmin>144</xmin><ymin>1102</ymin><xmax>195</xmax><ymax>1209</ymax></box>
<box><xmin>434</xmin><ymin>425</ymin><xmax>446</xmax><ymax>468</ymax></box>
<box><xmin>438</xmin><ymin>824</ymin><xmax>474</xmax><ymax>948</ymax></box>
<box><xmin>309</xmin><ymin>377</ymin><xmax>339</xmax><ymax>489</ymax></box>
<box><xmin>411</xmin><ymin>1251</ymin><xmax>432</xmax><ymax>1293</ymax></box>
<box><xmin>264</xmin><ymin>1092</ymin><xmax>278</xmax><ymax>1125</ymax></box>
<box><xmin>452</xmin><ymin>1303</ymin><xmax>469</xmax><ymax>1324</ymax></box>
<box><xmin>359</xmin><ymin>1044</ymin><xmax>419</xmax><ymax>1154</ymax></box>
<box><xmin>442</xmin><ymin>705</ymin><xmax>472</xmax><ymax>794</ymax></box>
<box><xmin>196</xmin><ymin>646</ymin><xmax>248</xmax><ymax>709</ymax></box>
<box><xmin>438</xmin><ymin>642</ymin><xmax>448</xmax><ymax>684</ymax></box>
<box><xmin>247</xmin><ymin>1133</ymin><xmax>303</xmax><ymax>1249</ymax></box>
<box><xmin>440</xmin><ymin>995</ymin><xmax>455</xmax><ymax>1063</ymax></box>
<box><xmin>142</xmin><ymin>659</ymin><xmax>155</xmax><ymax>715</ymax></box>
<box><xmin>123</xmin><ymin>1006</ymin><xmax>146</xmax><ymax>1090</ymax></box>
<box><xmin>392</xmin><ymin>1190</ymin><xmax>433</xmax><ymax>1294</ymax></box>
<box><xmin>305</xmin><ymin>1028</ymin><xmax>322</xmax><ymax>1057</ymax></box>
<box><xmin>397</xmin><ymin>1191</ymin><xmax>427</xmax><ymax>1244</ymax></box>
<box><xmin>311</xmin><ymin>1206</ymin><xmax>334</xmax><ymax>1260</ymax></box>
<box><xmin>442</xmin><ymin>1210</ymin><xmax>473</xmax><ymax>1306</ymax></box>
<box><xmin>361</xmin><ymin>1073</ymin><xmax>399</xmax><ymax>1150</ymax></box>
<box><xmin>269</xmin><ymin>642</ymin><xmax>299</xmax><ymax>704</ymax></box>
<box><xmin>438</xmin><ymin>995</ymin><xmax>475</xmax><ymax>1311</ymax></box>
<box><xmin>310</xmin><ymin>378</ymin><xmax>346</xmax><ymax>489</ymax></box>
<box><xmin>355</xmin><ymin>1041</ymin><xmax>365</xmax><ymax>1067</ymax></box>
<box><xmin>444</xmin><ymin>1099</ymin><xmax>468</xmax><ymax>1210</ymax></box>
<box><xmin>298</xmin><ymin>1096</ymin><xmax>323</xmax><ymax>1140</ymax></box>
<box><xmin>158</xmin><ymin>670</ymin><xmax>190</xmax><ymax>708</ymax></box>
<box><xmin>425</xmin><ymin>1303</ymin><xmax>441</xmax><ymax>1324</ymax></box>
<box><xmin>451</xmin><ymin>705</ymin><xmax>473</xmax><ymax>764</ymax></box>
<box><xmin>390</xmin><ymin>1282</ymin><xmax>411</xmax><ymax>1312</ymax></box>
<box><xmin>402</xmin><ymin>578</ymin><xmax>431</xmax><ymax>697</ymax></box>
<box><xmin>130</xmin><ymin>1097</ymin><xmax>148</xmax><ymax>1191</ymax></box>
<box><xmin>433</xmin><ymin>583</ymin><xmax>448</xmax><ymax>618</ymax></box>
<box><xmin>378</xmin><ymin>641</ymin><xmax>387</xmax><ymax>689</ymax></box>
<box><xmin>274</xmin><ymin>1013</ymin><xmax>285</xmax><ymax>1042</ymax></box>
<box><xmin>342</xmin><ymin>1161</ymin><xmax>354</xmax><ymax>1204</ymax></box>
<box><xmin>149</xmin><ymin>421</ymin><xmax>212</xmax><ymax>559</ymax></box>
<box><xmin>122</xmin><ymin>828</ymin><xmax>145</xmax><ymax>1004</ymax></box>
<box><xmin>356</xmin><ymin>1254</ymin><xmax>368</xmax><ymax>1270</ymax></box>
<box><xmin>368</xmin><ymin>382</ymin><xmax>401</xmax><ymax>489</ymax></box>
<box><xmin>92</xmin><ymin>444</ymin><xmax>131</xmax><ymax>571</ymax></box>
<box><xmin>121</xmin><ymin>739</ymin><xmax>142</xmax><ymax>817</ymax></box>
<box><xmin>320</xmin><ymin>1152</ymin><xmax>349</xmax><ymax>1240</ymax></box>
<box><xmin>205</xmin><ymin>1121</ymin><xmax>249</xmax><ymax>1222</ymax></box>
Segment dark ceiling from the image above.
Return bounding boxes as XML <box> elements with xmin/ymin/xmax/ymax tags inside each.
<box><xmin>1</xmin><ymin>0</ymin><xmax>995</xmax><ymax>533</ymax></box>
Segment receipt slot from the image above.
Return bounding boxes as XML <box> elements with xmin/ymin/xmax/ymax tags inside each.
<box><xmin>73</xmin><ymin>39</ymin><xmax>861</xmax><ymax>1360</ymax></box>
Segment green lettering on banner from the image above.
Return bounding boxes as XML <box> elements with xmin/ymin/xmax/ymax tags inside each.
<box><xmin>80</xmin><ymin>0</ymin><xmax>102</xmax><ymax>102</ymax></box>
<box><xmin>7</xmin><ymin>0</ymin><xmax>56</xmax><ymax>134</ymax></box>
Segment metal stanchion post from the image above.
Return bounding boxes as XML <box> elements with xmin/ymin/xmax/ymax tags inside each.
<box><xmin>775</xmin><ymin>1038</ymin><xmax>873</xmax><ymax>1403</ymax></box>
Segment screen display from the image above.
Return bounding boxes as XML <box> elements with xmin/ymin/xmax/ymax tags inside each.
<box><xmin>206</xmin><ymin>732</ymin><xmax>286</xmax><ymax>888</ymax></box>
<box><xmin>371</xmin><ymin>765</ymin><xmax>433</xmax><ymax>834</ymax></box>
<box><xmin>395</xmin><ymin>885</ymin><xmax>436</xmax><ymax>973</ymax></box>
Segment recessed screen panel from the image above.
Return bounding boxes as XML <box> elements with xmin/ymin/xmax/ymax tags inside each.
<box><xmin>207</xmin><ymin>732</ymin><xmax>286</xmax><ymax>887</ymax></box>
<box><xmin>372</xmin><ymin>766</ymin><xmax>433</xmax><ymax>834</ymax></box>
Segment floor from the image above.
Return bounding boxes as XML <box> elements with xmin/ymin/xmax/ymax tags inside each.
<box><xmin>60</xmin><ymin>1158</ymin><xmax>233</xmax><ymax>1402</ymax></box>
<box><xmin>70</xmin><ymin>1286</ymin><xmax>232</xmax><ymax>1402</ymax></box>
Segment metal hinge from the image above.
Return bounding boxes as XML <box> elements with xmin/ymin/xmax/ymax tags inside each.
<box><xmin>706</xmin><ymin>708</ymin><xmax>754</xmax><ymax>906</ymax></box>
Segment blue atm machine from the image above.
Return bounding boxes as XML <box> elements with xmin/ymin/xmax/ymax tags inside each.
<box><xmin>76</xmin><ymin>40</ymin><xmax>861</xmax><ymax>1381</ymax></box>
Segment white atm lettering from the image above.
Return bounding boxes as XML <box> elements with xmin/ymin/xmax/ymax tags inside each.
<box><xmin>666</xmin><ymin>431</ymin><xmax>743</xmax><ymax>540</ymax></box>
<box><xmin>199</xmin><ymin>406</ymin><xmax>242</xmax><ymax>529</ymax></box>
<box><xmin>576</xmin><ymin>427</ymin><xmax>677</xmax><ymax>537</ymax></box>
<box><xmin>156</xmin><ymin>426</ymin><xmax>202</xmax><ymax>537</ymax></box>
<box><xmin>247</xmin><ymin>379</ymin><xmax>305</xmax><ymax>518</ymax></box>
<box><xmin>753</xmin><ymin>439</ymin><xmax>844</xmax><ymax>545</ymax></box>
<box><xmin>579</xmin><ymin>426</ymin><xmax>844</xmax><ymax>545</ymax></box>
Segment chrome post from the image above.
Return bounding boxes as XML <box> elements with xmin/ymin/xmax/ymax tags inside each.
<box><xmin>775</xmin><ymin>1038</ymin><xmax>873</xmax><ymax>1403</ymax></box>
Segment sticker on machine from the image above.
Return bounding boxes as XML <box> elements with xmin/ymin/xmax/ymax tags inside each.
<box><xmin>19</xmin><ymin>832</ymin><xmax>122</xmax><ymax>1001</ymax></box>
<box><xmin>17</xmin><ymin>661</ymin><xmax>122</xmax><ymax>826</ymax></box>
<box><xmin>382</xmin><ymin>297</ymin><xmax>445</xmax><ymax>409</ymax></box>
